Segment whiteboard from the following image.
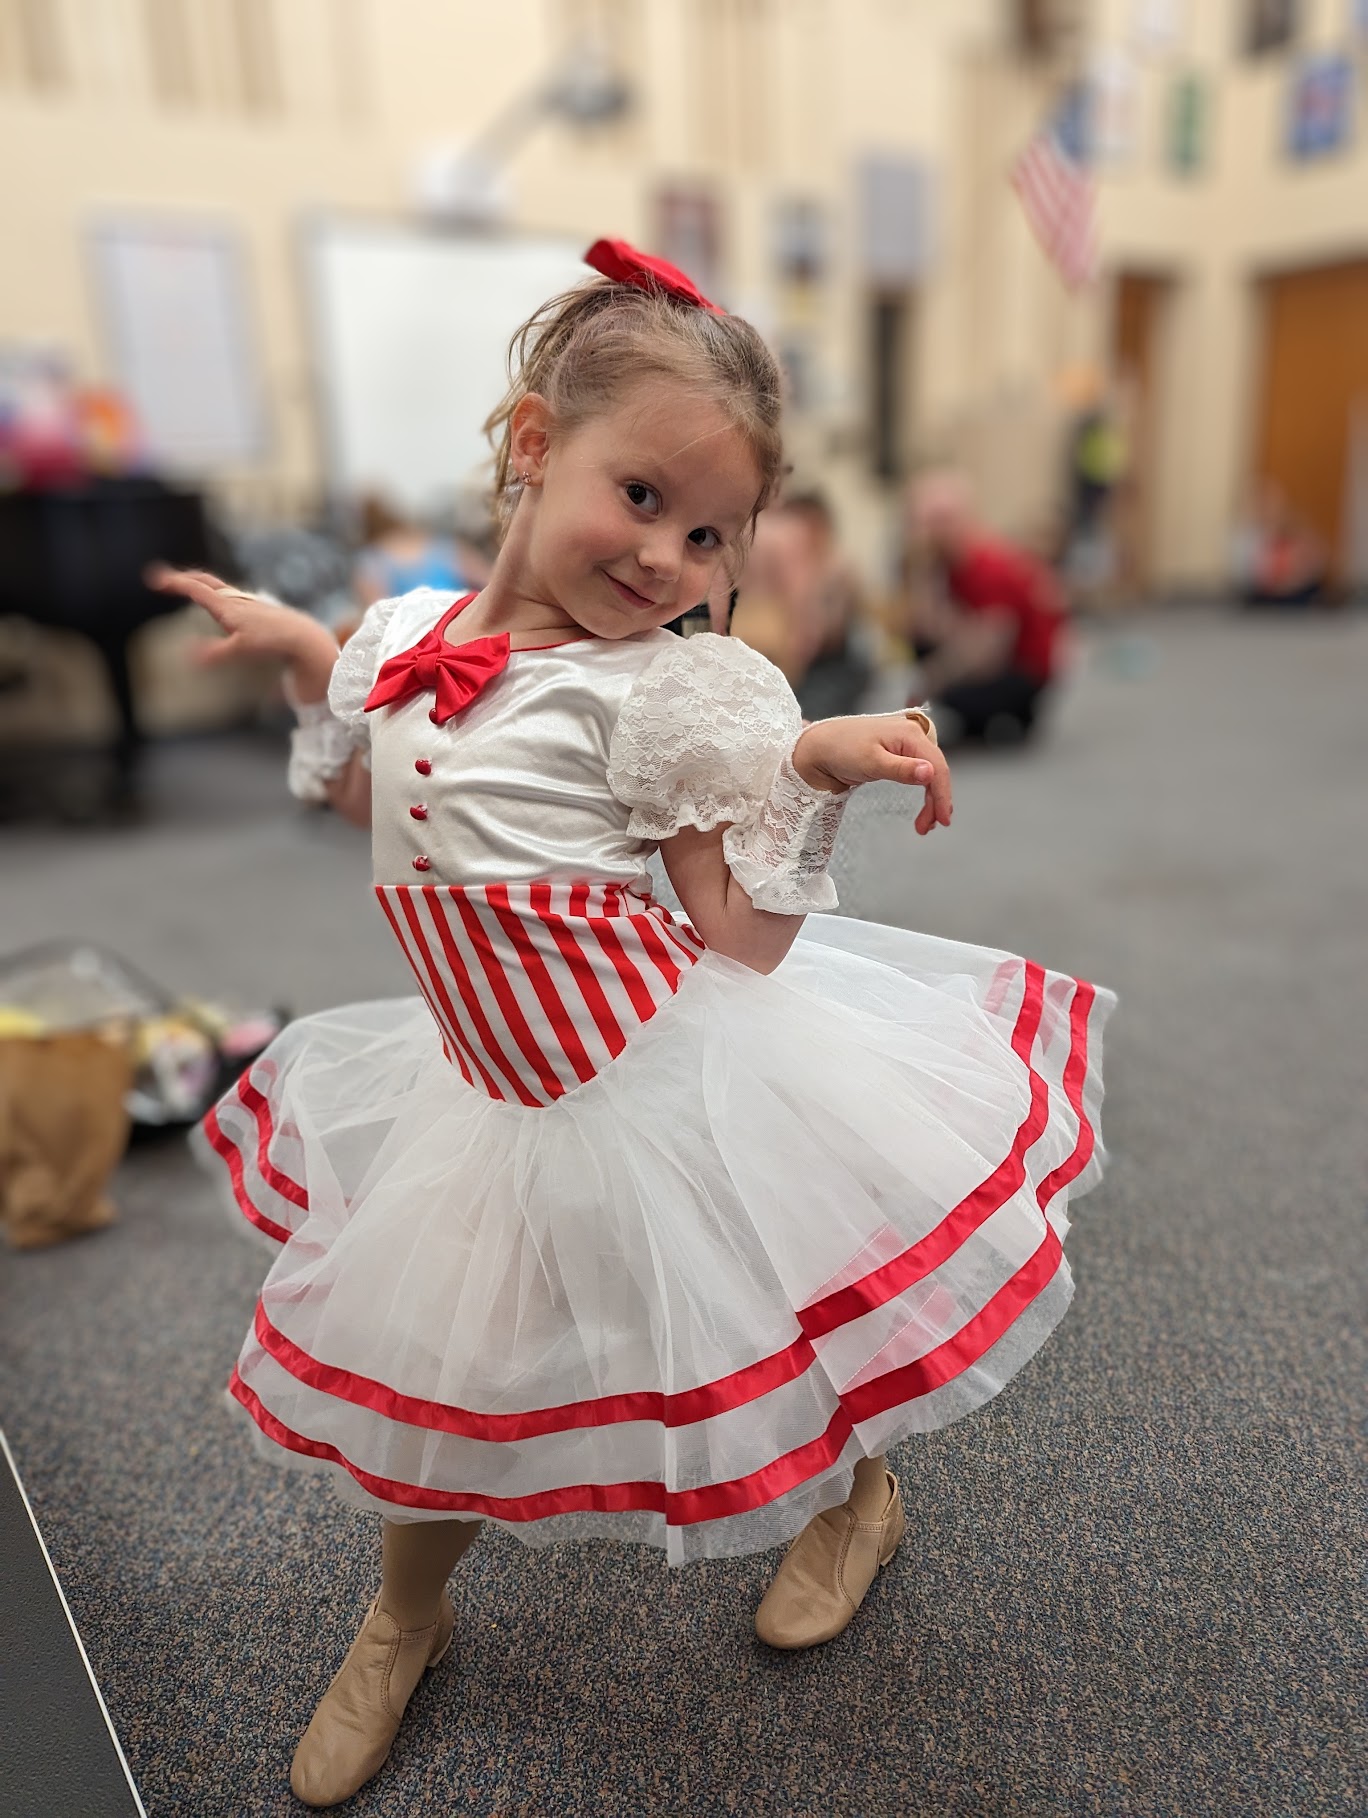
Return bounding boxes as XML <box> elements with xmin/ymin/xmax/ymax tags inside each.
<box><xmin>303</xmin><ymin>220</ymin><xmax>589</xmax><ymax>514</ymax></box>
<box><xmin>90</xmin><ymin>216</ymin><xmax>265</xmax><ymax>466</ymax></box>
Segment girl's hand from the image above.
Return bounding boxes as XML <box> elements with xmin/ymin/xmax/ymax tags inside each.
<box><xmin>147</xmin><ymin>565</ymin><xmax>331</xmax><ymax>662</ymax></box>
<box><xmin>147</xmin><ymin>565</ymin><xmax>339</xmax><ymax>698</ymax></box>
<box><xmin>793</xmin><ymin>713</ymin><xmax>953</xmax><ymax>836</ymax></box>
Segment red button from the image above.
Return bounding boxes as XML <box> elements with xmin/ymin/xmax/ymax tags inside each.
<box><xmin>412</xmin><ymin>855</ymin><xmax>431</xmax><ymax>872</ymax></box>
<box><xmin>429</xmin><ymin>709</ymin><xmax>440</xmax><ymax>723</ymax></box>
<box><xmin>409</xmin><ymin>804</ymin><xmax>428</xmax><ymax>821</ymax></box>
<box><xmin>414</xmin><ymin>758</ymin><xmax>432</xmax><ymax>776</ymax></box>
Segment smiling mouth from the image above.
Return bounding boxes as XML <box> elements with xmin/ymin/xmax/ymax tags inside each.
<box><xmin>606</xmin><ymin>572</ymin><xmax>667</xmax><ymax>611</ymax></box>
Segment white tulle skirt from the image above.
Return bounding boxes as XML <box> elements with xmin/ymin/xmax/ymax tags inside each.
<box><xmin>200</xmin><ymin>916</ymin><xmax>1113</xmax><ymax>1563</ymax></box>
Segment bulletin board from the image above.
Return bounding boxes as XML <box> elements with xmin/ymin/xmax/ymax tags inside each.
<box><xmin>89</xmin><ymin>216</ymin><xmax>266</xmax><ymax>468</ymax></box>
<box><xmin>301</xmin><ymin>219</ymin><xmax>588</xmax><ymax>513</ymax></box>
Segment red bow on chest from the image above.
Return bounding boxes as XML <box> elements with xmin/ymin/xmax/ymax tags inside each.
<box><xmin>363</xmin><ymin>624</ymin><xmax>510</xmax><ymax>725</ymax></box>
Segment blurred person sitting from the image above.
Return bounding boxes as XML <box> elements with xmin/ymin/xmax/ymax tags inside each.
<box><xmin>1060</xmin><ymin>375</ymin><xmax>1129</xmax><ymax>607</ymax></box>
<box><xmin>728</xmin><ymin>507</ymin><xmax>813</xmax><ymax>681</ymax></box>
<box><xmin>782</xmin><ymin>491</ymin><xmax>873</xmax><ymax>720</ymax></box>
<box><xmin>353</xmin><ymin>493</ymin><xmax>481</xmax><ymax>610</ymax></box>
<box><xmin>1232</xmin><ymin>479</ymin><xmax>1329</xmax><ymax>608</ymax></box>
<box><xmin>729</xmin><ymin>492</ymin><xmax>872</xmax><ymax>711</ymax></box>
<box><xmin>903</xmin><ymin>470</ymin><xmax>1068</xmax><ymax>746</ymax></box>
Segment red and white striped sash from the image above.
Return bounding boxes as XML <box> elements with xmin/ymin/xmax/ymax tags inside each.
<box><xmin>376</xmin><ymin>881</ymin><xmax>704</xmax><ymax>1105</ymax></box>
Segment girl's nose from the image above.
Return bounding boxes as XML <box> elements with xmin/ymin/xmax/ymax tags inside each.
<box><xmin>638</xmin><ymin>531</ymin><xmax>682</xmax><ymax>583</ymax></box>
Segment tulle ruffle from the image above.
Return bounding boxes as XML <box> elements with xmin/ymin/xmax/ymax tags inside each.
<box><xmin>199</xmin><ymin>918</ymin><xmax>1112</xmax><ymax>1564</ymax></box>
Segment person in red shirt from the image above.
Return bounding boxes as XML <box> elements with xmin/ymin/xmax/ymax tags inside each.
<box><xmin>904</xmin><ymin>471</ymin><xmax>1069</xmax><ymax>744</ymax></box>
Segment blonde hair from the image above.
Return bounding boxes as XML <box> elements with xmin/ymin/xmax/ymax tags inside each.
<box><xmin>484</xmin><ymin>279</ymin><xmax>783</xmax><ymax>559</ymax></box>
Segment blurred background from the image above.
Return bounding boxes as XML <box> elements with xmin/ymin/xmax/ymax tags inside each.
<box><xmin>3</xmin><ymin>11</ymin><xmax>1366</xmax><ymax>1814</ymax></box>
<box><xmin>0</xmin><ymin>0</ymin><xmax>1365</xmax><ymax>806</ymax></box>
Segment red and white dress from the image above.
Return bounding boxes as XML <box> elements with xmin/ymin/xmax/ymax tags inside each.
<box><xmin>203</xmin><ymin>587</ymin><xmax>1114</xmax><ymax>1564</ymax></box>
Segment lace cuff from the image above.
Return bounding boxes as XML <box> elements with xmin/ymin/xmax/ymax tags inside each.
<box><xmin>285</xmin><ymin>682</ymin><xmax>361</xmax><ymax>804</ymax></box>
<box><xmin>722</xmin><ymin>749</ymin><xmax>848</xmax><ymax>914</ymax></box>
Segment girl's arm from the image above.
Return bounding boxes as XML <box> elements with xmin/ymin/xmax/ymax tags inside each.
<box><xmin>147</xmin><ymin>566</ymin><xmax>372</xmax><ymax>827</ymax></box>
<box><xmin>662</xmin><ymin>713</ymin><xmax>952</xmax><ymax>975</ymax></box>
<box><xmin>661</xmin><ymin>823</ymin><xmax>803</xmax><ymax>974</ymax></box>
<box><xmin>319</xmin><ymin>751</ymin><xmax>373</xmax><ymax>829</ymax></box>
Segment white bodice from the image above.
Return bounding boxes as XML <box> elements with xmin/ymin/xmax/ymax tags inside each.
<box><xmin>327</xmin><ymin>587</ymin><xmax>824</xmax><ymax>904</ymax></box>
<box><xmin>356</xmin><ymin>593</ymin><xmax>674</xmax><ymax>887</ymax></box>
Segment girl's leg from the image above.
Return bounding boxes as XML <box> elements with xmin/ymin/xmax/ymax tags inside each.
<box><xmin>290</xmin><ymin>1517</ymin><xmax>482</xmax><ymax>1810</ymax></box>
<box><xmin>754</xmin><ymin>1455</ymin><xmax>904</xmax><ymax>1651</ymax></box>
<box><xmin>846</xmin><ymin>1454</ymin><xmax>896</xmax><ymax>1521</ymax></box>
<box><xmin>381</xmin><ymin>1515</ymin><xmax>481</xmax><ymax>1628</ymax></box>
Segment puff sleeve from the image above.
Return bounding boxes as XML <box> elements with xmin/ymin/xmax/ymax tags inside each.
<box><xmin>283</xmin><ymin>595</ymin><xmax>411</xmax><ymax>801</ymax></box>
<box><xmin>608</xmin><ymin>633</ymin><xmax>847</xmax><ymax>913</ymax></box>
<box><xmin>607</xmin><ymin>634</ymin><xmax>802</xmax><ymax>839</ymax></box>
<box><xmin>326</xmin><ymin>592</ymin><xmax>407</xmax><ymax>742</ymax></box>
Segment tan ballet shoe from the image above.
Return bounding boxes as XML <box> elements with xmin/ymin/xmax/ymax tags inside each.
<box><xmin>754</xmin><ymin>1470</ymin><xmax>904</xmax><ymax>1649</ymax></box>
<box><xmin>289</xmin><ymin>1590</ymin><xmax>455</xmax><ymax>1808</ymax></box>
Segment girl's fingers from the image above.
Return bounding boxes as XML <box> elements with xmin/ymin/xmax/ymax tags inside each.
<box><xmin>925</xmin><ymin>767</ymin><xmax>953</xmax><ymax>825</ymax></box>
<box><xmin>150</xmin><ymin>573</ymin><xmax>221</xmax><ymax>616</ymax></box>
<box><xmin>146</xmin><ymin>564</ymin><xmax>225</xmax><ymax>597</ymax></box>
<box><xmin>874</xmin><ymin>741</ymin><xmax>953</xmax><ymax>827</ymax></box>
<box><xmin>877</xmin><ymin>752</ymin><xmax>935</xmax><ymax>788</ymax></box>
<box><xmin>191</xmin><ymin>634</ymin><xmax>238</xmax><ymax>667</ymax></box>
<box><xmin>192</xmin><ymin>591</ymin><xmax>240</xmax><ymax>631</ymax></box>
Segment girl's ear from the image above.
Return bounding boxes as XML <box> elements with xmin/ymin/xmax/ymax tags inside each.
<box><xmin>509</xmin><ymin>393</ymin><xmax>553</xmax><ymax>485</ymax></box>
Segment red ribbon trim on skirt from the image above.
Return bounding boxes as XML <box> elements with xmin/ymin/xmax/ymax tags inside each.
<box><xmin>227</xmin><ymin>1217</ymin><xmax>1072</xmax><ymax>1527</ymax></box>
<box><xmin>224</xmin><ymin>964</ymin><xmax>1100</xmax><ymax>1482</ymax></box>
<box><xmin>202</xmin><ymin>1106</ymin><xmax>293</xmax><ymax>1245</ymax></box>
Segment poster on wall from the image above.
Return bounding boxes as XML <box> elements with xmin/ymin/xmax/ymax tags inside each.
<box><xmin>1167</xmin><ymin>71</ymin><xmax>1209</xmax><ymax>174</ymax></box>
<box><xmin>857</xmin><ymin>155</ymin><xmax>936</xmax><ymax>285</ymax></box>
<box><xmin>1130</xmin><ymin>0</ymin><xmax>1186</xmax><ymax>53</ymax></box>
<box><xmin>1286</xmin><ymin>53</ymin><xmax>1355</xmax><ymax>160</ymax></box>
<box><xmin>1089</xmin><ymin>46</ymin><xmax>1141</xmax><ymax>166</ymax></box>
<box><xmin>773</xmin><ymin>198</ymin><xmax>826</xmax><ymax>288</ymax></box>
<box><xmin>654</xmin><ymin>185</ymin><xmax>723</xmax><ymax>302</ymax></box>
<box><xmin>89</xmin><ymin>217</ymin><xmax>265</xmax><ymax>467</ymax></box>
<box><xmin>1244</xmin><ymin>0</ymin><xmax>1299</xmax><ymax>56</ymax></box>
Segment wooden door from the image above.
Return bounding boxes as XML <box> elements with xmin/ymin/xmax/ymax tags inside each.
<box><xmin>1112</xmin><ymin>271</ymin><xmax>1169</xmax><ymax>595</ymax></box>
<box><xmin>1255</xmin><ymin>261</ymin><xmax>1368</xmax><ymax>578</ymax></box>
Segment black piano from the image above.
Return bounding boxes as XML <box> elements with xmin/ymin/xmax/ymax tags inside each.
<box><xmin>0</xmin><ymin>477</ymin><xmax>219</xmax><ymax>806</ymax></box>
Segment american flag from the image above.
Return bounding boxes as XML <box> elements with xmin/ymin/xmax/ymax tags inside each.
<box><xmin>1010</xmin><ymin>89</ymin><xmax>1100</xmax><ymax>291</ymax></box>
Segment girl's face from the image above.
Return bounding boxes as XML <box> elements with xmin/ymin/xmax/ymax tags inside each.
<box><xmin>514</xmin><ymin>378</ymin><xmax>764</xmax><ymax>638</ymax></box>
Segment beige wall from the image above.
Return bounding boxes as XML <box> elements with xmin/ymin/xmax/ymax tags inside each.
<box><xmin>1094</xmin><ymin>0</ymin><xmax>1368</xmax><ymax>584</ymax></box>
<box><xmin>6</xmin><ymin>0</ymin><xmax>1361</xmax><ymax>591</ymax></box>
<box><xmin>0</xmin><ymin>0</ymin><xmax>1025</xmax><ymax>579</ymax></box>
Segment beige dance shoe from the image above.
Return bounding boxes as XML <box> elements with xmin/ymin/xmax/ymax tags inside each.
<box><xmin>289</xmin><ymin>1590</ymin><xmax>456</xmax><ymax>1808</ymax></box>
<box><xmin>754</xmin><ymin>1470</ymin><xmax>905</xmax><ymax>1649</ymax></box>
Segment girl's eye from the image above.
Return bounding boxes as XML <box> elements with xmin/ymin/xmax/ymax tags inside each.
<box><xmin>624</xmin><ymin>482</ymin><xmax>660</xmax><ymax>513</ymax></box>
<box><xmin>688</xmin><ymin>527</ymin><xmax>722</xmax><ymax>551</ymax></box>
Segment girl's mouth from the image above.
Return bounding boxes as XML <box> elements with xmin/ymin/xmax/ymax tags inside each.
<box><xmin>606</xmin><ymin>572</ymin><xmax>666</xmax><ymax>611</ymax></box>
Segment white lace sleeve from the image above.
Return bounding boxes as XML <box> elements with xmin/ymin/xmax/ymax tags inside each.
<box><xmin>327</xmin><ymin>593</ymin><xmax>405</xmax><ymax>740</ymax></box>
<box><xmin>607</xmin><ymin>634</ymin><xmax>802</xmax><ymax>840</ymax></box>
<box><xmin>721</xmin><ymin>755</ymin><xmax>847</xmax><ymax>913</ymax></box>
<box><xmin>284</xmin><ymin>683</ymin><xmax>360</xmax><ymax>804</ymax></box>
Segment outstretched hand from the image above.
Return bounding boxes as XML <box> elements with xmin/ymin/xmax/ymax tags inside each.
<box><xmin>793</xmin><ymin>712</ymin><xmax>953</xmax><ymax>836</ymax></box>
<box><xmin>146</xmin><ymin>565</ymin><xmax>324</xmax><ymax>667</ymax></box>
<box><xmin>146</xmin><ymin>565</ymin><xmax>340</xmax><ymax>702</ymax></box>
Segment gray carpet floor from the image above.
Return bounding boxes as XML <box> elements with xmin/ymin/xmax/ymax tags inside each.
<box><xmin>1</xmin><ymin>605</ymin><xmax>1364</xmax><ymax>1817</ymax></box>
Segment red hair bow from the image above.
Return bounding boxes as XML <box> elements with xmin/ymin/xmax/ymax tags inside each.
<box><xmin>584</xmin><ymin>237</ymin><xmax>723</xmax><ymax>315</ymax></box>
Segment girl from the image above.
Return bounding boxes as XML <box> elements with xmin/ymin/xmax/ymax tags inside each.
<box><xmin>156</xmin><ymin>239</ymin><xmax>1113</xmax><ymax>1810</ymax></box>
